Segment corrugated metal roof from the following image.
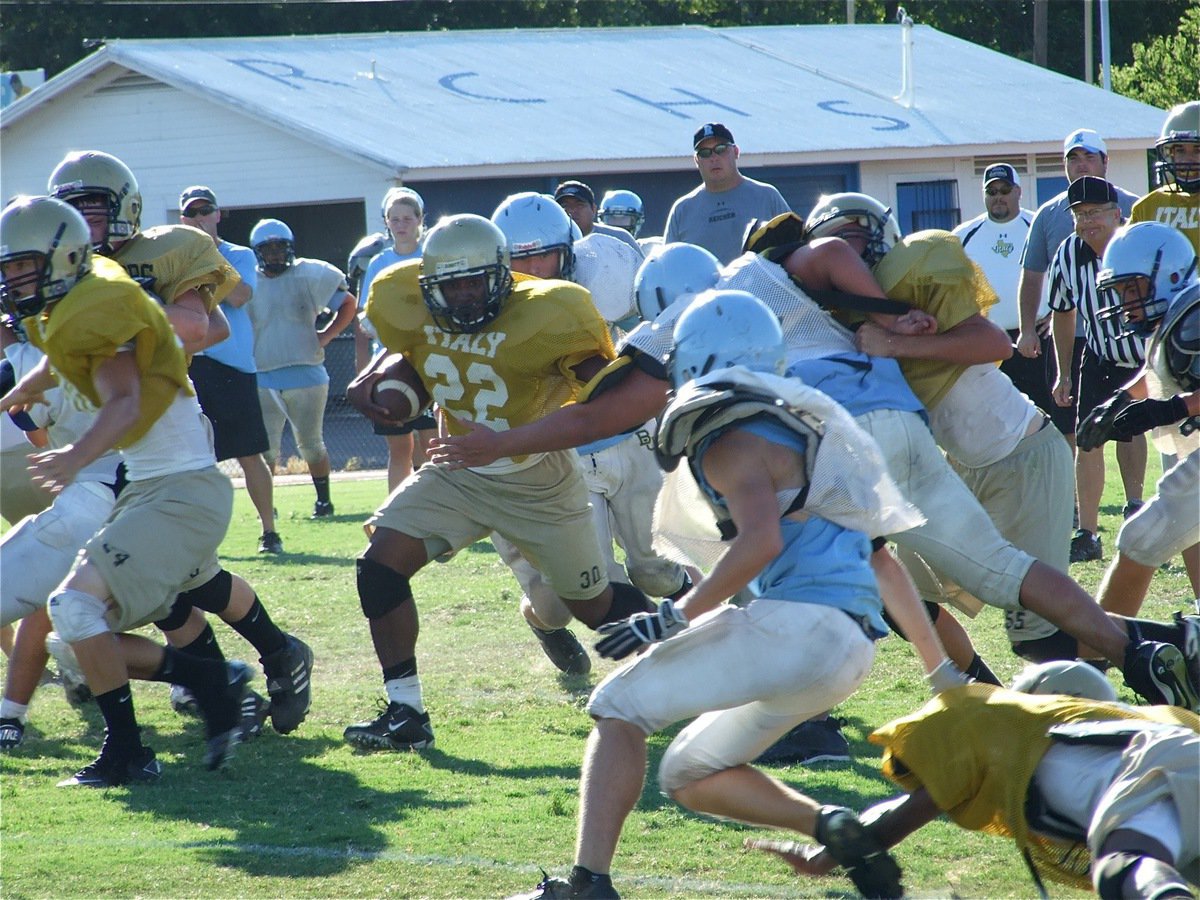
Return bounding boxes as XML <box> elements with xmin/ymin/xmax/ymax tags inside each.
<box><xmin>3</xmin><ymin>24</ymin><xmax>1163</xmax><ymax>173</ymax></box>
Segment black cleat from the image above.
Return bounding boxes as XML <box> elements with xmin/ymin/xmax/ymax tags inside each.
<box><xmin>1123</xmin><ymin>641</ymin><xmax>1199</xmax><ymax>712</ymax></box>
<box><xmin>311</xmin><ymin>500</ymin><xmax>335</xmax><ymax>519</ymax></box>
<box><xmin>343</xmin><ymin>701</ymin><xmax>434</xmax><ymax>751</ymax></box>
<box><xmin>814</xmin><ymin>805</ymin><xmax>904</xmax><ymax>899</ymax></box>
<box><xmin>261</xmin><ymin>635</ymin><xmax>313</xmax><ymax>735</ymax></box>
<box><xmin>258</xmin><ymin>530</ymin><xmax>284</xmax><ymax>554</ymax></box>
<box><xmin>58</xmin><ymin>746</ymin><xmax>162</xmax><ymax>788</ymax></box>
<box><xmin>0</xmin><ymin>717</ymin><xmax>25</xmax><ymax>751</ymax></box>
<box><xmin>198</xmin><ymin>660</ymin><xmax>253</xmax><ymax>770</ymax></box>
<box><xmin>530</xmin><ymin>623</ymin><xmax>591</xmax><ymax>675</ymax></box>
<box><xmin>240</xmin><ymin>690</ymin><xmax>271</xmax><ymax>742</ymax></box>
<box><xmin>1069</xmin><ymin>529</ymin><xmax>1103</xmax><ymax>563</ymax></box>
<box><xmin>756</xmin><ymin>717</ymin><xmax>850</xmax><ymax>766</ymax></box>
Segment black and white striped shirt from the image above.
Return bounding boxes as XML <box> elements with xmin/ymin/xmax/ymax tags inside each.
<box><xmin>1047</xmin><ymin>235</ymin><xmax>1144</xmax><ymax>367</ymax></box>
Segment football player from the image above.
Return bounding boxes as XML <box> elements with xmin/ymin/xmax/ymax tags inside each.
<box><xmin>596</xmin><ymin>189</ymin><xmax>645</xmax><ymax>238</ymax></box>
<box><xmin>343</xmin><ymin>213</ymin><xmax>657</xmax><ymax>751</ymax></box>
<box><xmin>749</xmin><ymin>661</ymin><xmax>1198</xmax><ymax>900</ymax></box>
<box><xmin>489</xmin><ymin>192</ymin><xmax>693</xmax><ymax>676</ymax></box>
<box><xmin>1131</xmin><ymin>102</ymin><xmax>1200</xmax><ymax>252</ymax></box>
<box><xmin>245</xmin><ymin>217</ymin><xmax>357</xmax><ymax>518</ymax></box>
<box><xmin>1078</xmin><ymin>222</ymin><xmax>1200</xmax><ymax>613</ymax></box>
<box><xmin>0</xmin><ymin>196</ymin><xmax>252</xmax><ymax>785</ymax></box>
<box><xmin>48</xmin><ymin>151</ymin><xmax>314</xmax><ymax>740</ymax></box>
<box><xmin>524</xmin><ymin>290</ymin><xmax>916</xmax><ymax>900</ymax></box>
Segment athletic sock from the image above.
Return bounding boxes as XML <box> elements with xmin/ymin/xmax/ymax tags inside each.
<box><xmin>569</xmin><ymin>866</ymin><xmax>613</xmax><ymax>896</ymax></box>
<box><xmin>0</xmin><ymin>699</ymin><xmax>29</xmax><ymax>722</ymax></box>
<box><xmin>382</xmin><ymin>658</ymin><xmax>423</xmax><ymax>712</ymax></box>
<box><xmin>229</xmin><ymin>598</ymin><xmax>286</xmax><ymax>657</ymax></box>
<box><xmin>178</xmin><ymin>623</ymin><xmax>225</xmax><ymax>662</ymax></box>
<box><xmin>94</xmin><ymin>684</ymin><xmax>142</xmax><ymax>753</ymax></box>
<box><xmin>965</xmin><ymin>653</ymin><xmax>1001</xmax><ymax>686</ymax></box>
<box><xmin>313</xmin><ymin>476</ymin><xmax>331</xmax><ymax>505</ymax></box>
<box><xmin>1126</xmin><ymin>616</ymin><xmax>1186</xmax><ymax>650</ymax></box>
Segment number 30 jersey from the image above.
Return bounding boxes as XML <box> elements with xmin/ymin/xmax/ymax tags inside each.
<box><xmin>367</xmin><ymin>262</ymin><xmax>614</xmax><ymax>470</ymax></box>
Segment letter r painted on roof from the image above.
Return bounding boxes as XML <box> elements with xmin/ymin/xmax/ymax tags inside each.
<box><xmin>231</xmin><ymin>58</ymin><xmax>350</xmax><ymax>89</ymax></box>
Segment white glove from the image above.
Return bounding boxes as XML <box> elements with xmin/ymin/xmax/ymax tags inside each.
<box><xmin>926</xmin><ymin>658</ymin><xmax>971</xmax><ymax>695</ymax></box>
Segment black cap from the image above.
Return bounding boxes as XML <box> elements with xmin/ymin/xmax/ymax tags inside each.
<box><xmin>1067</xmin><ymin>176</ymin><xmax>1118</xmax><ymax>207</ymax></box>
<box><xmin>179</xmin><ymin>185</ymin><xmax>217</xmax><ymax>209</ymax></box>
<box><xmin>693</xmin><ymin>123</ymin><xmax>734</xmax><ymax>149</ymax></box>
<box><xmin>554</xmin><ymin>180</ymin><xmax>595</xmax><ymax>207</ymax></box>
<box><xmin>982</xmin><ymin>163</ymin><xmax>1020</xmax><ymax>187</ymax></box>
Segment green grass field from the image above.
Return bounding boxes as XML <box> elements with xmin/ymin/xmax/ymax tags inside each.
<box><xmin>1</xmin><ymin>453</ymin><xmax>1193</xmax><ymax>899</ymax></box>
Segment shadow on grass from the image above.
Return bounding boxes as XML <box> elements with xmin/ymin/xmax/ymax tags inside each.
<box><xmin>417</xmin><ymin>747</ymin><xmax>581</xmax><ymax>781</ymax></box>
<box><xmin>110</xmin><ymin>732</ymin><xmax>454</xmax><ymax>878</ymax></box>
<box><xmin>220</xmin><ymin>551</ymin><xmax>357</xmax><ymax>566</ymax></box>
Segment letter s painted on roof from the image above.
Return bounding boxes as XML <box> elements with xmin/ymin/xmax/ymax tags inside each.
<box><xmin>817</xmin><ymin>100</ymin><xmax>909</xmax><ymax>131</ymax></box>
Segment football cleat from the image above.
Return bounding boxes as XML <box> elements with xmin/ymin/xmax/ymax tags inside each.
<box><xmin>57</xmin><ymin>746</ymin><xmax>162</xmax><ymax>788</ymax></box>
<box><xmin>311</xmin><ymin>500</ymin><xmax>335</xmax><ymax>519</ymax></box>
<box><xmin>258</xmin><ymin>530</ymin><xmax>284</xmax><ymax>554</ymax></box>
<box><xmin>1123</xmin><ymin>641</ymin><xmax>1199</xmax><ymax>713</ymax></box>
<box><xmin>507</xmin><ymin>871</ymin><xmax>618</xmax><ymax>900</ymax></box>
<box><xmin>530</xmin><ymin>623</ymin><xmax>591</xmax><ymax>675</ymax></box>
<box><xmin>0</xmin><ymin>717</ymin><xmax>25</xmax><ymax>751</ymax></box>
<box><xmin>197</xmin><ymin>660</ymin><xmax>253</xmax><ymax>770</ymax></box>
<box><xmin>170</xmin><ymin>684</ymin><xmax>202</xmax><ymax>717</ymax></box>
<box><xmin>755</xmin><ymin>717</ymin><xmax>850</xmax><ymax>766</ymax></box>
<box><xmin>1174</xmin><ymin>612</ymin><xmax>1200</xmax><ymax>699</ymax></box>
<box><xmin>814</xmin><ymin>805</ymin><xmax>904</xmax><ymax>899</ymax></box>
<box><xmin>260</xmin><ymin>635</ymin><xmax>313</xmax><ymax>735</ymax></box>
<box><xmin>240</xmin><ymin>690</ymin><xmax>271</xmax><ymax>742</ymax></box>
<box><xmin>45</xmin><ymin>631</ymin><xmax>92</xmax><ymax>707</ymax></box>
<box><xmin>343</xmin><ymin>701</ymin><xmax>434</xmax><ymax>751</ymax></box>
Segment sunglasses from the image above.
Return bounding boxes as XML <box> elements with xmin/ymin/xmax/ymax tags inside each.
<box><xmin>985</xmin><ymin>185</ymin><xmax>1013</xmax><ymax>196</ymax></box>
<box><xmin>183</xmin><ymin>204</ymin><xmax>217</xmax><ymax>217</ymax></box>
<box><xmin>1071</xmin><ymin>205</ymin><xmax>1117</xmax><ymax>222</ymax></box>
<box><xmin>695</xmin><ymin>142</ymin><xmax>732</xmax><ymax>159</ymax></box>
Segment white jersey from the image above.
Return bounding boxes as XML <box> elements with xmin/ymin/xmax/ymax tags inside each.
<box><xmin>573</xmin><ymin>231</ymin><xmax>641</xmax><ymax>328</ymax></box>
<box><xmin>953</xmin><ymin>210</ymin><xmax>1035</xmax><ymax>330</ymax></box>
<box><xmin>1147</xmin><ymin>284</ymin><xmax>1200</xmax><ymax>459</ymax></box>
<box><xmin>928</xmin><ymin>363</ymin><xmax>1040</xmax><ymax>469</ymax></box>
<box><xmin>248</xmin><ymin>258</ymin><xmax>348</xmax><ymax>372</ymax></box>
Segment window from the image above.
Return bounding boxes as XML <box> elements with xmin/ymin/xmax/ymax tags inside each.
<box><xmin>895</xmin><ymin>180</ymin><xmax>960</xmax><ymax>233</ymax></box>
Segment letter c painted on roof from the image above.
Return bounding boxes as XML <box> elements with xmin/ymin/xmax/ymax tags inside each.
<box><xmin>439</xmin><ymin>72</ymin><xmax>545</xmax><ymax>104</ymax></box>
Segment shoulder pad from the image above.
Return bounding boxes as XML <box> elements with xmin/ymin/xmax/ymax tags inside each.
<box><xmin>742</xmin><ymin>210</ymin><xmax>808</xmax><ymax>259</ymax></box>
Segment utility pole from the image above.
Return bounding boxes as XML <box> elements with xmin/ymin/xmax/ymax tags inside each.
<box><xmin>1034</xmin><ymin>0</ymin><xmax>1048</xmax><ymax>68</ymax></box>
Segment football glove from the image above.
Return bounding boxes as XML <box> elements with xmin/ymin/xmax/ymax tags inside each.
<box><xmin>595</xmin><ymin>599</ymin><xmax>688</xmax><ymax>660</ymax></box>
<box><xmin>925</xmin><ymin>659</ymin><xmax>971</xmax><ymax>695</ymax></box>
<box><xmin>1109</xmin><ymin>396</ymin><xmax>1188</xmax><ymax>441</ymax></box>
<box><xmin>1076</xmin><ymin>389</ymin><xmax>1133</xmax><ymax>451</ymax></box>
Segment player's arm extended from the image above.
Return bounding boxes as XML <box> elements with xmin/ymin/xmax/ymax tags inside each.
<box><xmin>167</xmin><ymin>288</ymin><xmax>226</xmax><ymax>354</ymax></box>
<box><xmin>30</xmin><ymin>349</ymin><xmax>140</xmax><ymax>491</ymax></box>
<box><xmin>856</xmin><ymin>312</ymin><xmax>1011</xmax><ymax>365</ymax></box>
<box><xmin>428</xmin><ymin>364</ymin><xmax>669</xmax><ymax>469</ymax></box>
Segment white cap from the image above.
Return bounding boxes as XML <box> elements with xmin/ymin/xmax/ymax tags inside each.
<box><xmin>1064</xmin><ymin>128</ymin><xmax>1107</xmax><ymax>157</ymax></box>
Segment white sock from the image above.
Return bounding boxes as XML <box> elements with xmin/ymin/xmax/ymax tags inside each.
<box><xmin>384</xmin><ymin>676</ymin><xmax>424</xmax><ymax>713</ymax></box>
<box><xmin>0</xmin><ymin>699</ymin><xmax>29</xmax><ymax>722</ymax></box>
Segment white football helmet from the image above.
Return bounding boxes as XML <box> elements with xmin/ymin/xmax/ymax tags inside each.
<box><xmin>491</xmin><ymin>192</ymin><xmax>575</xmax><ymax>280</ymax></box>
<box><xmin>47</xmin><ymin>150</ymin><xmax>142</xmax><ymax>253</ymax></box>
<box><xmin>670</xmin><ymin>289</ymin><xmax>786</xmax><ymax>389</ymax></box>
<box><xmin>250</xmin><ymin>218</ymin><xmax>296</xmax><ymax>275</ymax></box>
<box><xmin>1010</xmin><ymin>660</ymin><xmax>1117</xmax><ymax>702</ymax></box>
<box><xmin>346</xmin><ymin>231</ymin><xmax>389</xmax><ymax>284</ymax></box>
<box><xmin>1155</xmin><ymin>101</ymin><xmax>1200</xmax><ymax>193</ymax></box>
<box><xmin>804</xmin><ymin>192</ymin><xmax>902</xmax><ymax>267</ymax></box>
<box><xmin>598</xmin><ymin>189</ymin><xmax>645</xmax><ymax>237</ymax></box>
<box><xmin>633</xmin><ymin>242</ymin><xmax>721</xmax><ymax>323</ymax></box>
<box><xmin>0</xmin><ymin>196</ymin><xmax>93</xmax><ymax>320</ymax></box>
<box><xmin>1097</xmin><ymin>222</ymin><xmax>1198</xmax><ymax>337</ymax></box>
<box><xmin>419</xmin><ymin>214</ymin><xmax>512</xmax><ymax>333</ymax></box>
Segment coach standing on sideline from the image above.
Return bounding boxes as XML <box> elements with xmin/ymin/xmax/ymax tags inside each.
<box><xmin>178</xmin><ymin>186</ymin><xmax>282</xmax><ymax>555</ymax></box>
<box><xmin>663</xmin><ymin>123</ymin><xmax>790</xmax><ymax>264</ymax></box>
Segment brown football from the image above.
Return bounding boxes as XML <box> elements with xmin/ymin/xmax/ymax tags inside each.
<box><xmin>370</xmin><ymin>354</ymin><xmax>430</xmax><ymax>422</ymax></box>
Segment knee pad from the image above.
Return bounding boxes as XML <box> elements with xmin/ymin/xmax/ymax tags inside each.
<box><xmin>177</xmin><ymin>569</ymin><xmax>232</xmax><ymax>614</ymax></box>
<box><xmin>1094</xmin><ymin>852</ymin><xmax>1192</xmax><ymax>900</ymax></box>
<box><xmin>298</xmin><ymin>441</ymin><xmax>328</xmax><ymax>466</ymax></box>
<box><xmin>357</xmin><ymin>557</ymin><xmax>412</xmax><ymax>620</ymax></box>
<box><xmin>599</xmin><ymin>581</ymin><xmax>654</xmax><ymax>627</ymax></box>
<box><xmin>47</xmin><ymin>589</ymin><xmax>110</xmax><ymax>642</ymax></box>
<box><xmin>154</xmin><ymin>595</ymin><xmax>194</xmax><ymax>632</ymax></box>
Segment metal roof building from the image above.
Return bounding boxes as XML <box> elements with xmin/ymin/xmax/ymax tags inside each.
<box><xmin>2</xmin><ymin>22</ymin><xmax>1165</xmax><ymax>266</ymax></box>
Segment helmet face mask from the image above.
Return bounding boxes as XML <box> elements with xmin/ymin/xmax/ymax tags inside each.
<box><xmin>491</xmin><ymin>193</ymin><xmax>575</xmax><ymax>281</ymax></box>
<box><xmin>420</xmin><ymin>214</ymin><xmax>512</xmax><ymax>333</ymax></box>
<box><xmin>249</xmin><ymin>219</ymin><xmax>296</xmax><ymax>275</ymax></box>
<box><xmin>804</xmin><ymin>192</ymin><xmax>901</xmax><ymax>267</ymax></box>
<box><xmin>0</xmin><ymin>196</ymin><xmax>93</xmax><ymax>321</ymax></box>
<box><xmin>598</xmin><ymin>190</ymin><xmax>645</xmax><ymax>237</ymax></box>
<box><xmin>669</xmin><ymin>289</ymin><xmax>786</xmax><ymax>389</ymax></box>
<box><xmin>1097</xmin><ymin>222</ymin><xmax>1199</xmax><ymax>338</ymax></box>
<box><xmin>633</xmin><ymin>242</ymin><xmax>721</xmax><ymax>323</ymax></box>
<box><xmin>48</xmin><ymin>151</ymin><xmax>142</xmax><ymax>254</ymax></box>
<box><xmin>1155</xmin><ymin>101</ymin><xmax>1200</xmax><ymax>193</ymax></box>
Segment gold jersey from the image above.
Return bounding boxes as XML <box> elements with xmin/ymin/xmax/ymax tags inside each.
<box><xmin>869</xmin><ymin>230</ymin><xmax>999</xmax><ymax>409</ymax></box>
<box><xmin>24</xmin><ymin>256</ymin><xmax>193</xmax><ymax>446</ymax></box>
<box><xmin>870</xmin><ymin>684</ymin><xmax>1198</xmax><ymax>888</ymax></box>
<box><xmin>1130</xmin><ymin>187</ymin><xmax>1200</xmax><ymax>253</ymax></box>
<box><xmin>111</xmin><ymin>224</ymin><xmax>238</xmax><ymax>311</ymax></box>
<box><xmin>367</xmin><ymin>262</ymin><xmax>615</xmax><ymax>435</ymax></box>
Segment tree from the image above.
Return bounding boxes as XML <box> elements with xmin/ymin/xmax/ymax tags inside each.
<box><xmin>1111</xmin><ymin>4</ymin><xmax>1200</xmax><ymax>110</ymax></box>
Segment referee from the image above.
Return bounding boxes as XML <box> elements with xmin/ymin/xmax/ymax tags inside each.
<box><xmin>1048</xmin><ymin>176</ymin><xmax>1147</xmax><ymax>562</ymax></box>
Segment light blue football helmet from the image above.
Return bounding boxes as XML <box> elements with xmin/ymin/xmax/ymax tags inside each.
<box><xmin>1097</xmin><ymin>221</ymin><xmax>1198</xmax><ymax>337</ymax></box>
<box><xmin>633</xmin><ymin>242</ymin><xmax>721</xmax><ymax>323</ymax></box>
<box><xmin>346</xmin><ymin>231</ymin><xmax>389</xmax><ymax>283</ymax></box>
<box><xmin>669</xmin><ymin>289</ymin><xmax>786</xmax><ymax>389</ymax></box>
<box><xmin>491</xmin><ymin>192</ymin><xmax>575</xmax><ymax>280</ymax></box>
<box><xmin>249</xmin><ymin>218</ymin><xmax>296</xmax><ymax>274</ymax></box>
<box><xmin>598</xmin><ymin>189</ymin><xmax>645</xmax><ymax>237</ymax></box>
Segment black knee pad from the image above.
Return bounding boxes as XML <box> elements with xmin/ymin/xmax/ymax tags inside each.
<box><xmin>1094</xmin><ymin>852</ymin><xmax>1191</xmax><ymax>900</ymax></box>
<box><xmin>356</xmin><ymin>557</ymin><xmax>412</xmax><ymax>620</ymax></box>
<box><xmin>179</xmin><ymin>568</ymin><xmax>233</xmax><ymax>614</ymax></box>
<box><xmin>882</xmin><ymin>600</ymin><xmax>940</xmax><ymax>642</ymax></box>
<box><xmin>154</xmin><ymin>595</ymin><xmax>194</xmax><ymax>632</ymax></box>
<box><xmin>1011</xmin><ymin>629</ymin><xmax>1079</xmax><ymax>663</ymax></box>
<box><xmin>598</xmin><ymin>581</ymin><xmax>655</xmax><ymax>627</ymax></box>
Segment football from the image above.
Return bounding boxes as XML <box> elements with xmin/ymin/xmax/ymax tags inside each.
<box><xmin>370</xmin><ymin>354</ymin><xmax>430</xmax><ymax>422</ymax></box>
